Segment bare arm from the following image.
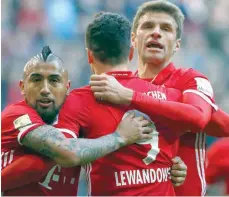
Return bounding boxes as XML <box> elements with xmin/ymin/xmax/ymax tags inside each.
<box><xmin>21</xmin><ymin>114</ymin><xmax>152</xmax><ymax>167</ymax></box>
<box><xmin>21</xmin><ymin>125</ymin><xmax>124</xmax><ymax>167</ymax></box>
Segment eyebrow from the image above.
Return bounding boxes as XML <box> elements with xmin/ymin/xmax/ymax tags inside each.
<box><xmin>30</xmin><ymin>73</ymin><xmax>43</xmax><ymax>78</ymax></box>
<box><xmin>48</xmin><ymin>74</ymin><xmax>62</xmax><ymax>79</ymax></box>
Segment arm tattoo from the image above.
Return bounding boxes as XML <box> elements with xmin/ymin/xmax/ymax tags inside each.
<box><xmin>22</xmin><ymin>125</ymin><xmax>125</xmax><ymax>165</ymax></box>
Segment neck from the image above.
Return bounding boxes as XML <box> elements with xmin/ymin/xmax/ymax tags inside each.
<box><xmin>138</xmin><ymin>58</ymin><xmax>171</xmax><ymax>79</ymax></box>
<box><xmin>93</xmin><ymin>62</ymin><xmax>129</xmax><ymax>74</ymax></box>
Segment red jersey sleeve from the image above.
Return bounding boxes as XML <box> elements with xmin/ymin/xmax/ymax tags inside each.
<box><xmin>1</xmin><ymin>154</ymin><xmax>54</xmax><ymax>191</ymax></box>
<box><xmin>1</xmin><ymin>101</ymin><xmax>45</xmax><ymax>148</ymax></box>
<box><xmin>206</xmin><ymin>138</ymin><xmax>229</xmax><ymax>184</ymax></box>
<box><xmin>54</xmin><ymin>88</ymin><xmax>92</xmax><ymax>137</ymax></box>
<box><xmin>204</xmin><ymin>108</ymin><xmax>229</xmax><ymax>137</ymax></box>
<box><xmin>178</xmin><ymin>68</ymin><xmax>217</xmax><ymax>110</ymax></box>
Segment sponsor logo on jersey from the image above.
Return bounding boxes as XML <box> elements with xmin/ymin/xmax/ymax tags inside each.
<box><xmin>144</xmin><ymin>91</ymin><xmax>167</xmax><ymax>100</ymax></box>
<box><xmin>195</xmin><ymin>77</ymin><xmax>213</xmax><ymax>98</ymax></box>
<box><xmin>13</xmin><ymin>114</ymin><xmax>32</xmax><ymax>129</ymax></box>
<box><xmin>115</xmin><ymin>167</ymin><xmax>171</xmax><ymax>186</ymax></box>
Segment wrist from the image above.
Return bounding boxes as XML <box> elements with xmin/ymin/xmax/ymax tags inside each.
<box><xmin>112</xmin><ymin>131</ymin><xmax>126</xmax><ymax>147</ymax></box>
<box><xmin>119</xmin><ymin>87</ymin><xmax>134</xmax><ymax>105</ymax></box>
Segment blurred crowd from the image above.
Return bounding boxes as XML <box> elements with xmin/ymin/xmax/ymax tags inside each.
<box><xmin>1</xmin><ymin>0</ymin><xmax>229</xmax><ymax>195</ymax></box>
<box><xmin>2</xmin><ymin>0</ymin><xmax>229</xmax><ymax>112</ymax></box>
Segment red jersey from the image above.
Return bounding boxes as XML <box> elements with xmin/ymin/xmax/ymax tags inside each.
<box><xmin>206</xmin><ymin>138</ymin><xmax>229</xmax><ymax>195</ymax></box>
<box><xmin>57</xmin><ymin>71</ymin><xmax>183</xmax><ymax>196</ymax></box>
<box><xmin>142</xmin><ymin>63</ymin><xmax>216</xmax><ymax>196</ymax></box>
<box><xmin>1</xmin><ymin>101</ymin><xmax>80</xmax><ymax>196</ymax></box>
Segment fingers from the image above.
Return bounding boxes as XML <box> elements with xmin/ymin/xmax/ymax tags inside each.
<box><xmin>90</xmin><ymin>74</ymin><xmax>107</xmax><ymax>81</ymax></box>
<box><xmin>171</xmin><ymin>156</ymin><xmax>182</xmax><ymax>164</ymax></box>
<box><xmin>171</xmin><ymin>169</ymin><xmax>187</xmax><ymax>177</ymax></box>
<box><xmin>171</xmin><ymin>176</ymin><xmax>185</xmax><ymax>187</ymax></box>
<box><xmin>141</xmin><ymin>127</ymin><xmax>153</xmax><ymax>134</ymax></box>
<box><xmin>171</xmin><ymin>156</ymin><xmax>187</xmax><ymax>187</ymax></box>
<box><xmin>171</xmin><ymin>162</ymin><xmax>187</xmax><ymax>171</ymax></box>
<box><xmin>124</xmin><ymin>111</ymin><xmax>135</xmax><ymax>119</ymax></box>
<box><xmin>141</xmin><ymin>134</ymin><xmax>153</xmax><ymax>140</ymax></box>
<box><xmin>90</xmin><ymin>86</ymin><xmax>106</xmax><ymax>93</ymax></box>
<box><xmin>134</xmin><ymin>116</ymin><xmax>145</xmax><ymax>121</ymax></box>
<box><xmin>172</xmin><ymin>179</ymin><xmax>184</xmax><ymax>187</ymax></box>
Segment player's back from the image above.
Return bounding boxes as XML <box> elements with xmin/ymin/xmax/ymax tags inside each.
<box><xmin>72</xmin><ymin>71</ymin><xmax>181</xmax><ymax>196</ymax></box>
<box><xmin>1</xmin><ymin>101</ymin><xmax>79</xmax><ymax>196</ymax></box>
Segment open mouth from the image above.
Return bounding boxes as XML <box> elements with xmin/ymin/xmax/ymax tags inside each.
<box><xmin>37</xmin><ymin>99</ymin><xmax>53</xmax><ymax>108</ymax></box>
<box><xmin>146</xmin><ymin>41</ymin><xmax>164</xmax><ymax>49</ymax></box>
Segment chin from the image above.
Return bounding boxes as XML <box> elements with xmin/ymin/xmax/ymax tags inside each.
<box><xmin>38</xmin><ymin>109</ymin><xmax>59</xmax><ymax>125</ymax></box>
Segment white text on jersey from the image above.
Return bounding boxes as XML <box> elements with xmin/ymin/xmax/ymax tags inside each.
<box><xmin>114</xmin><ymin>167</ymin><xmax>170</xmax><ymax>186</ymax></box>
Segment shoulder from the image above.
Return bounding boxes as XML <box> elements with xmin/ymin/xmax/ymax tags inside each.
<box><xmin>59</xmin><ymin>86</ymin><xmax>95</xmax><ymax>118</ymax></box>
<box><xmin>2</xmin><ymin>101</ymin><xmax>35</xmax><ymax>116</ymax></box>
<box><xmin>174</xmin><ymin>68</ymin><xmax>208</xmax><ymax>82</ymax></box>
<box><xmin>2</xmin><ymin>101</ymin><xmax>42</xmax><ymax>125</ymax></box>
<box><xmin>173</xmin><ymin>68</ymin><xmax>213</xmax><ymax>96</ymax></box>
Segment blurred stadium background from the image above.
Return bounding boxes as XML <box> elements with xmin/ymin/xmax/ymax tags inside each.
<box><xmin>1</xmin><ymin>0</ymin><xmax>229</xmax><ymax>195</ymax></box>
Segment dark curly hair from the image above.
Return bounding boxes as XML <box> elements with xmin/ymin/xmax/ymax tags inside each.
<box><xmin>86</xmin><ymin>12</ymin><xmax>131</xmax><ymax>66</ymax></box>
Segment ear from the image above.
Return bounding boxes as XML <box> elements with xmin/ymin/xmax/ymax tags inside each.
<box><xmin>86</xmin><ymin>48</ymin><xmax>94</xmax><ymax>64</ymax></box>
<box><xmin>19</xmin><ymin>80</ymin><xmax>25</xmax><ymax>95</ymax></box>
<box><xmin>129</xmin><ymin>46</ymin><xmax>134</xmax><ymax>62</ymax></box>
<box><xmin>131</xmin><ymin>32</ymin><xmax>137</xmax><ymax>48</ymax></box>
<box><xmin>174</xmin><ymin>39</ymin><xmax>181</xmax><ymax>54</ymax></box>
<box><xmin>66</xmin><ymin>80</ymin><xmax>71</xmax><ymax>95</ymax></box>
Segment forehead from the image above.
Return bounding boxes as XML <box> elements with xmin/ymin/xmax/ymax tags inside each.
<box><xmin>26</xmin><ymin>62</ymin><xmax>64</xmax><ymax>78</ymax></box>
<box><xmin>138</xmin><ymin>12</ymin><xmax>177</xmax><ymax>28</ymax></box>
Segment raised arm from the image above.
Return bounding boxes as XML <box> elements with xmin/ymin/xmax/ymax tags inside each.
<box><xmin>89</xmin><ymin>74</ymin><xmax>212</xmax><ymax>131</ymax></box>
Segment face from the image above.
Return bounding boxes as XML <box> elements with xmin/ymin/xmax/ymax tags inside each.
<box><xmin>132</xmin><ymin>12</ymin><xmax>181</xmax><ymax>66</ymax></box>
<box><xmin>20</xmin><ymin>62</ymin><xmax>70</xmax><ymax>124</ymax></box>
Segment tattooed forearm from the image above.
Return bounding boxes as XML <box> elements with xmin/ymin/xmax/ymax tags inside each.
<box><xmin>21</xmin><ymin>125</ymin><xmax>125</xmax><ymax>167</ymax></box>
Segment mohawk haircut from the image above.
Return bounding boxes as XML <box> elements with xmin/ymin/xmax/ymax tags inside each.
<box><xmin>23</xmin><ymin>46</ymin><xmax>65</xmax><ymax>79</ymax></box>
<box><xmin>85</xmin><ymin>12</ymin><xmax>131</xmax><ymax>66</ymax></box>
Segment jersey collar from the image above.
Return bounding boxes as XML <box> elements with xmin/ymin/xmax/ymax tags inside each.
<box><xmin>106</xmin><ymin>71</ymin><xmax>135</xmax><ymax>78</ymax></box>
<box><xmin>152</xmin><ymin>62</ymin><xmax>176</xmax><ymax>85</ymax></box>
<box><xmin>135</xmin><ymin>62</ymin><xmax>176</xmax><ymax>85</ymax></box>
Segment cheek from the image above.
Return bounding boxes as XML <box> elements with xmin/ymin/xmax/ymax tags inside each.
<box><xmin>53</xmin><ymin>88</ymin><xmax>67</xmax><ymax>104</ymax></box>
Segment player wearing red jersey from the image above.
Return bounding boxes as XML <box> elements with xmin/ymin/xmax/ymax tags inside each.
<box><xmin>1</xmin><ymin>47</ymin><xmax>153</xmax><ymax>196</ymax></box>
<box><xmin>1</xmin><ymin>13</ymin><xmax>190</xmax><ymax>196</ymax></box>
<box><xmin>55</xmin><ymin>12</ymin><xmax>190</xmax><ymax>196</ymax></box>
<box><xmin>206</xmin><ymin>138</ymin><xmax>229</xmax><ymax>195</ymax></box>
<box><xmin>89</xmin><ymin>1</ymin><xmax>229</xmax><ymax>196</ymax></box>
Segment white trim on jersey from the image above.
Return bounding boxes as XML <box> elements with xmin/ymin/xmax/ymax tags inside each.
<box><xmin>183</xmin><ymin>89</ymin><xmax>218</xmax><ymax>111</ymax></box>
<box><xmin>17</xmin><ymin>124</ymin><xmax>38</xmax><ymax>145</ymax></box>
<box><xmin>85</xmin><ymin>163</ymin><xmax>92</xmax><ymax>196</ymax></box>
<box><xmin>57</xmin><ymin>128</ymin><xmax>77</xmax><ymax>138</ymax></box>
<box><xmin>195</xmin><ymin>133</ymin><xmax>206</xmax><ymax>196</ymax></box>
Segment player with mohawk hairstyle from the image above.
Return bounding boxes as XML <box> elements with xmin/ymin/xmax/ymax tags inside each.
<box><xmin>1</xmin><ymin>46</ymin><xmax>154</xmax><ymax>195</ymax></box>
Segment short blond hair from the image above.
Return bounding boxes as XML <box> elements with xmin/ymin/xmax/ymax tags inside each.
<box><xmin>132</xmin><ymin>0</ymin><xmax>185</xmax><ymax>39</ymax></box>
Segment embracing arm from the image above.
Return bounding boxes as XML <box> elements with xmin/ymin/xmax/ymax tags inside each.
<box><xmin>21</xmin><ymin>125</ymin><xmax>125</xmax><ymax>167</ymax></box>
<box><xmin>21</xmin><ymin>113</ymin><xmax>152</xmax><ymax>167</ymax></box>
<box><xmin>130</xmin><ymin>91</ymin><xmax>212</xmax><ymax>131</ymax></box>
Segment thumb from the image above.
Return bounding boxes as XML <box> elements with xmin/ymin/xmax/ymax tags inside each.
<box><xmin>125</xmin><ymin>111</ymin><xmax>135</xmax><ymax>119</ymax></box>
<box><xmin>171</xmin><ymin>156</ymin><xmax>182</xmax><ymax>164</ymax></box>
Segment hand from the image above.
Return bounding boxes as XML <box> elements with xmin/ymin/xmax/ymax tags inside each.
<box><xmin>90</xmin><ymin>74</ymin><xmax>133</xmax><ymax>105</ymax></box>
<box><xmin>116</xmin><ymin>111</ymin><xmax>153</xmax><ymax>145</ymax></box>
<box><xmin>171</xmin><ymin>156</ymin><xmax>187</xmax><ymax>187</ymax></box>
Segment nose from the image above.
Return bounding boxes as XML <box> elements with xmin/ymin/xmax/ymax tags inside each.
<box><xmin>40</xmin><ymin>81</ymin><xmax>51</xmax><ymax>96</ymax></box>
<box><xmin>151</xmin><ymin>25</ymin><xmax>161</xmax><ymax>39</ymax></box>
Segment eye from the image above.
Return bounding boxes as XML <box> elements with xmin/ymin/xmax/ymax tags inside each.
<box><xmin>50</xmin><ymin>78</ymin><xmax>60</xmax><ymax>83</ymax></box>
<box><xmin>32</xmin><ymin>78</ymin><xmax>41</xmax><ymax>82</ymax></box>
